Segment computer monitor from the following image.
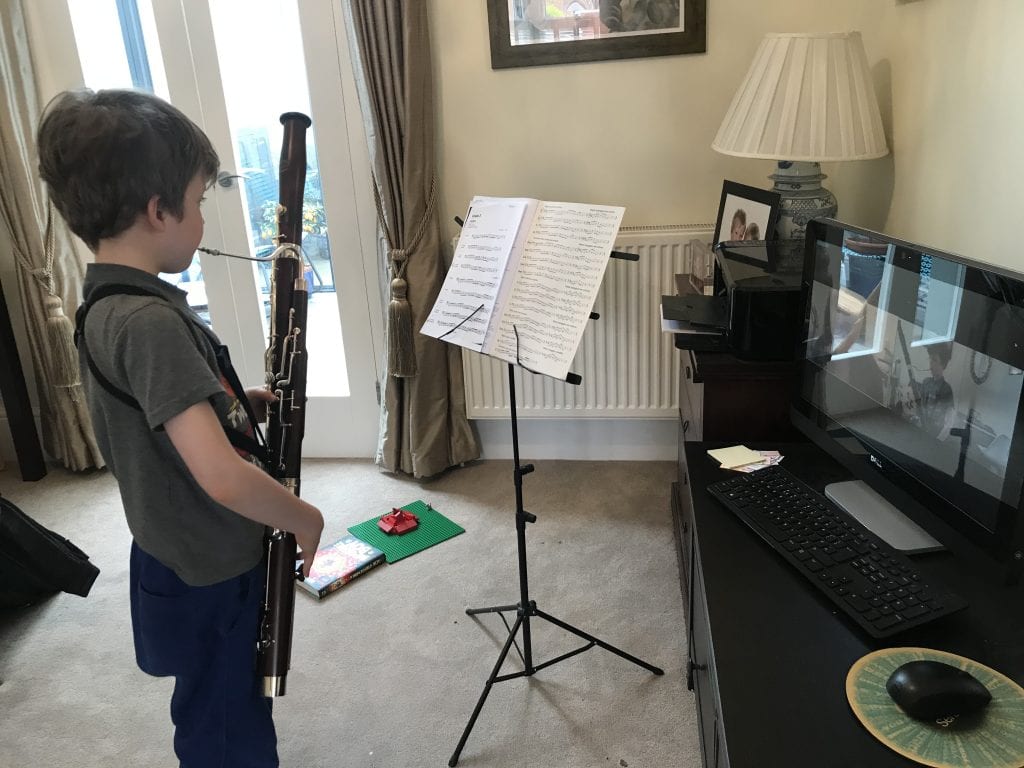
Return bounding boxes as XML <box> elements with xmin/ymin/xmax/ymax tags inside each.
<box><xmin>792</xmin><ymin>218</ymin><xmax>1024</xmax><ymax>581</ymax></box>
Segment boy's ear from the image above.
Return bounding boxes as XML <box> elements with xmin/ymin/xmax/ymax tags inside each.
<box><xmin>145</xmin><ymin>195</ymin><xmax>166</xmax><ymax>230</ymax></box>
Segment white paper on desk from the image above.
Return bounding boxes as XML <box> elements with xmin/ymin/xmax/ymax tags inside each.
<box><xmin>707</xmin><ymin>445</ymin><xmax>764</xmax><ymax>469</ymax></box>
<box><xmin>734</xmin><ymin>451</ymin><xmax>784</xmax><ymax>473</ymax></box>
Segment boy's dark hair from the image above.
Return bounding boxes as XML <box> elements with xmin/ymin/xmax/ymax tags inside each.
<box><xmin>37</xmin><ymin>89</ymin><xmax>219</xmax><ymax>251</ymax></box>
<box><xmin>927</xmin><ymin>341</ymin><xmax>953</xmax><ymax>368</ymax></box>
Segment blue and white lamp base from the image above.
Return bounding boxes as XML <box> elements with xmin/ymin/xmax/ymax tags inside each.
<box><xmin>770</xmin><ymin>160</ymin><xmax>837</xmax><ymax>241</ymax></box>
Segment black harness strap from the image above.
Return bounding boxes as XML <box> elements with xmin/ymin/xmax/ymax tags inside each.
<box><xmin>75</xmin><ymin>283</ymin><xmax>268</xmax><ymax>463</ymax></box>
<box><xmin>74</xmin><ymin>285</ymin><xmax>157</xmax><ymax>411</ymax></box>
<box><xmin>213</xmin><ymin>344</ymin><xmax>269</xmax><ymax>459</ymax></box>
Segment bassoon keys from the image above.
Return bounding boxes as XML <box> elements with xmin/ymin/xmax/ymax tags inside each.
<box><xmin>256</xmin><ymin>111</ymin><xmax>312</xmax><ymax>698</ymax></box>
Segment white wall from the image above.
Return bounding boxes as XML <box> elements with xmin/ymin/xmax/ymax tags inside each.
<box><xmin>428</xmin><ymin>1</ymin><xmax>888</xmax><ymax>239</ymax></box>
<box><xmin>428</xmin><ymin>0</ymin><xmax>1024</xmax><ymax>267</ymax></box>
<box><xmin>852</xmin><ymin>0</ymin><xmax>1024</xmax><ymax>269</ymax></box>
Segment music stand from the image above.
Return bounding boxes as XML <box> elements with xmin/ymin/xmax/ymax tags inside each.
<box><xmin>446</xmin><ymin>250</ymin><xmax>663</xmax><ymax>767</ymax></box>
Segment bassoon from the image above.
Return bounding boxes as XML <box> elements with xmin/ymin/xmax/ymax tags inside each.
<box><xmin>256</xmin><ymin>111</ymin><xmax>312</xmax><ymax>698</ymax></box>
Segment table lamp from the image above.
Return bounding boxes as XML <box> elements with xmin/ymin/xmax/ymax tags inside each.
<box><xmin>712</xmin><ymin>31</ymin><xmax>888</xmax><ymax>241</ymax></box>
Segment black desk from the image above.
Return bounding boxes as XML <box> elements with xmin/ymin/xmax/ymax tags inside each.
<box><xmin>673</xmin><ymin>441</ymin><xmax>1024</xmax><ymax>768</ymax></box>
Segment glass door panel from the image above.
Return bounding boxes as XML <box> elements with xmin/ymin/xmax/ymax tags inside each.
<box><xmin>207</xmin><ymin>0</ymin><xmax>347</xmax><ymax>398</ymax></box>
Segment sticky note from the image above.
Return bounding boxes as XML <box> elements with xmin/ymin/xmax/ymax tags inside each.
<box><xmin>707</xmin><ymin>445</ymin><xmax>764</xmax><ymax>469</ymax></box>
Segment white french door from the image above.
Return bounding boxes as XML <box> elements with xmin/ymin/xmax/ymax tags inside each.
<box><xmin>64</xmin><ymin>0</ymin><xmax>383</xmax><ymax>456</ymax></box>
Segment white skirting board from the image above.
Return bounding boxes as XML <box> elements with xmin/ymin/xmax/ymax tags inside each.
<box><xmin>472</xmin><ymin>418</ymin><xmax>679</xmax><ymax>461</ymax></box>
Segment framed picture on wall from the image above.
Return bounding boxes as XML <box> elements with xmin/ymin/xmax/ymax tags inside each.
<box><xmin>486</xmin><ymin>0</ymin><xmax>707</xmax><ymax>69</ymax></box>
<box><xmin>713</xmin><ymin>181</ymin><xmax>781</xmax><ymax>246</ymax></box>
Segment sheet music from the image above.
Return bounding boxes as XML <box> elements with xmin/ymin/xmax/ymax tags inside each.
<box><xmin>420</xmin><ymin>198</ymin><xmax>529</xmax><ymax>348</ymax></box>
<box><xmin>481</xmin><ymin>197</ymin><xmax>539</xmax><ymax>349</ymax></box>
<box><xmin>489</xmin><ymin>200</ymin><xmax>625</xmax><ymax>379</ymax></box>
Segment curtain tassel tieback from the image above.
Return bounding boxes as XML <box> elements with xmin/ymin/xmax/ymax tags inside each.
<box><xmin>374</xmin><ymin>174</ymin><xmax>438</xmax><ymax>380</ymax></box>
<box><xmin>387</xmin><ymin>249</ymin><xmax>418</xmax><ymax>378</ymax></box>
<box><xmin>44</xmin><ymin>295</ymin><xmax>83</xmax><ymax>396</ymax></box>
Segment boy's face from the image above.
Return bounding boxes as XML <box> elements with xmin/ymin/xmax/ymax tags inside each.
<box><xmin>161</xmin><ymin>174</ymin><xmax>207</xmax><ymax>273</ymax></box>
<box><xmin>730</xmin><ymin>218</ymin><xmax>745</xmax><ymax>240</ymax></box>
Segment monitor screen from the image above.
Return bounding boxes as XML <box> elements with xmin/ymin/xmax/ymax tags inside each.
<box><xmin>793</xmin><ymin>219</ymin><xmax>1024</xmax><ymax>561</ymax></box>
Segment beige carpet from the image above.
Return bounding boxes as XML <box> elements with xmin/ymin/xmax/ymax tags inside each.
<box><xmin>0</xmin><ymin>458</ymin><xmax>699</xmax><ymax>768</ymax></box>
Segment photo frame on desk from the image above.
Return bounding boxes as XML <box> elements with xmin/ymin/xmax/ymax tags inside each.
<box><xmin>486</xmin><ymin>0</ymin><xmax>707</xmax><ymax>69</ymax></box>
<box><xmin>713</xmin><ymin>180</ymin><xmax>781</xmax><ymax>246</ymax></box>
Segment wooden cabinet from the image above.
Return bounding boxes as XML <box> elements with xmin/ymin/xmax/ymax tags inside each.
<box><xmin>674</xmin><ymin>351</ymin><xmax>795</xmax><ymax>768</ymax></box>
<box><xmin>670</xmin><ymin>479</ymin><xmax>691</xmax><ymax>618</ymax></box>
<box><xmin>673</xmin><ymin>440</ymin><xmax>1024</xmax><ymax>768</ymax></box>
<box><xmin>687</xmin><ymin>522</ymin><xmax>729</xmax><ymax>768</ymax></box>
<box><xmin>675</xmin><ymin>351</ymin><xmax>795</xmax><ymax>615</ymax></box>
<box><xmin>678</xmin><ymin>350</ymin><xmax>797</xmax><ymax>444</ymax></box>
<box><xmin>678</xmin><ymin>350</ymin><xmax>704</xmax><ymax>441</ymax></box>
<box><xmin>674</xmin><ymin>473</ymin><xmax>730</xmax><ymax>768</ymax></box>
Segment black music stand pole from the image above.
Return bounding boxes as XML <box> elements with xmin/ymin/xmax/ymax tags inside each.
<box><xmin>448</xmin><ymin>361</ymin><xmax>663</xmax><ymax>767</ymax></box>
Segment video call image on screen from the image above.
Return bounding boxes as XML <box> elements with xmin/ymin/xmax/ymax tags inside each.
<box><xmin>802</xmin><ymin>230</ymin><xmax>1024</xmax><ymax>534</ymax></box>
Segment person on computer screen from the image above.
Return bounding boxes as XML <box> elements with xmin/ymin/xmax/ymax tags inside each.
<box><xmin>918</xmin><ymin>342</ymin><xmax>955</xmax><ymax>438</ymax></box>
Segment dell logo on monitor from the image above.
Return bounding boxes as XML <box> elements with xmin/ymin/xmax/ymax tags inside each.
<box><xmin>870</xmin><ymin>455</ymin><xmax>884</xmax><ymax>470</ymax></box>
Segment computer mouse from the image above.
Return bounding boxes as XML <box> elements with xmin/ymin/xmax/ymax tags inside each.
<box><xmin>885</xmin><ymin>660</ymin><xmax>992</xmax><ymax>721</ymax></box>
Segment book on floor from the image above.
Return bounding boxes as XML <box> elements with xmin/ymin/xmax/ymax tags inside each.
<box><xmin>420</xmin><ymin>195</ymin><xmax>625</xmax><ymax>380</ymax></box>
<box><xmin>296</xmin><ymin>534</ymin><xmax>385</xmax><ymax>599</ymax></box>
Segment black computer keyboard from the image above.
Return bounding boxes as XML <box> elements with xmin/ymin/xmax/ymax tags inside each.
<box><xmin>707</xmin><ymin>465</ymin><xmax>968</xmax><ymax>639</ymax></box>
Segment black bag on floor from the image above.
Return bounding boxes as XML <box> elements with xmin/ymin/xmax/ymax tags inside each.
<box><xmin>0</xmin><ymin>494</ymin><xmax>100</xmax><ymax>607</ymax></box>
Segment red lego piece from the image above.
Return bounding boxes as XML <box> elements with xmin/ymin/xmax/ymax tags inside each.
<box><xmin>378</xmin><ymin>507</ymin><xmax>419</xmax><ymax>535</ymax></box>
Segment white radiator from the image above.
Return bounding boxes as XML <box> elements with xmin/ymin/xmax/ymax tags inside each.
<box><xmin>462</xmin><ymin>224</ymin><xmax>715</xmax><ymax>419</ymax></box>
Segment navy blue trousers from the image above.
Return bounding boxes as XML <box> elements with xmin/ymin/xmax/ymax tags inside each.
<box><xmin>130</xmin><ymin>542</ymin><xmax>278</xmax><ymax>767</ymax></box>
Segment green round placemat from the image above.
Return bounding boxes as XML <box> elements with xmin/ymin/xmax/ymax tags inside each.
<box><xmin>846</xmin><ymin>647</ymin><xmax>1024</xmax><ymax>768</ymax></box>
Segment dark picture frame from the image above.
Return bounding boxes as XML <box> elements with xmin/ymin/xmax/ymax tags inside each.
<box><xmin>486</xmin><ymin>0</ymin><xmax>707</xmax><ymax>69</ymax></box>
<box><xmin>713</xmin><ymin>180</ymin><xmax>782</xmax><ymax>246</ymax></box>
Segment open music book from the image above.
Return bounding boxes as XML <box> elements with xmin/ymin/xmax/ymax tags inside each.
<box><xmin>421</xmin><ymin>195</ymin><xmax>625</xmax><ymax>380</ymax></box>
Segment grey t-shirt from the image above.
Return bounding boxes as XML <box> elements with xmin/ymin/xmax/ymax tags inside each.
<box><xmin>80</xmin><ymin>263</ymin><xmax>264</xmax><ymax>586</ymax></box>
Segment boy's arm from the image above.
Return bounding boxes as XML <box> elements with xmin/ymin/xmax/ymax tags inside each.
<box><xmin>245</xmin><ymin>386</ymin><xmax>276</xmax><ymax>424</ymax></box>
<box><xmin>163</xmin><ymin>400</ymin><xmax>323</xmax><ymax>576</ymax></box>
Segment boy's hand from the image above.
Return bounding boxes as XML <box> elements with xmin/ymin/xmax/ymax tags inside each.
<box><xmin>245</xmin><ymin>386</ymin><xmax>277</xmax><ymax>424</ymax></box>
<box><xmin>294</xmin><ymin>501</ymin><xmax>324</xmax><ymax>579</ymax></box>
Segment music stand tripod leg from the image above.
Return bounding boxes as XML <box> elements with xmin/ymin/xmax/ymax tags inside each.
<box><xmin>466</xmin><ymin>603</ymin><xmax>519</xmax><ymax>616</ymax></box>
<box><xmin>448</xmin><ymin>611</ymin><xmax>526</xmax><ymax>767</ymax></box>
<box><xmin>448</xmin><ymin>363</ymin><xmax>662</xmax><ymax>766</ymax></box>
<box><xmin>533</xmin><ymin>608</ymin><xmax>664</xmax><ymax>675</ymax></box>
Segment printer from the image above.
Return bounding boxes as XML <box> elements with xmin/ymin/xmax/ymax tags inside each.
<box><xmin>662</xmin><ymin>240</ymin><xmax>804</xmax><ymax>361</ymax></box>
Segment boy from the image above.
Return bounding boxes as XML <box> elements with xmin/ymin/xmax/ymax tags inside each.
<box><xmin>37</xmin><ymin>88</ymin><xmax>323</xmax><ymax>767</ymax></box>
<box><xmin>918</xmin><ymin>342</ymin><xmax>955</xmax><ymax>438</ymax></box>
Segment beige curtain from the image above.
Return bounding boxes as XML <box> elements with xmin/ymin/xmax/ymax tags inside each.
<box><xmin>346</xmin><ymin>0</ymin><xmax>479</xmax><ymax>477</ymax></box>
<box><xmin>0</xmin><ymin>0</ymin><xmax>104</xmax><ymax>471</ymax></box>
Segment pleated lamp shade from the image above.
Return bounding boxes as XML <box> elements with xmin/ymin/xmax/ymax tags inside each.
<box><xmin>713</xmin><ymin>32</ymin><xmax>888</xmax><ymax>162</ymax></box>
